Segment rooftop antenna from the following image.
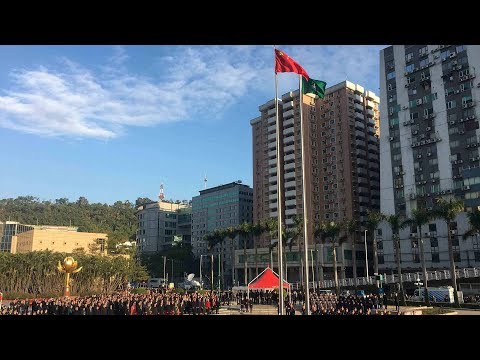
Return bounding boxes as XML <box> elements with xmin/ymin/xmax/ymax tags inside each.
<box><xmin>204</xmin><ymin>173</ymin><xmax>208</xmax><ymax>190</ymax></box>
<box><xmin>159</xmin><ymin>183</ymin><xmax>165</xmax><ymax>202</ymax></box>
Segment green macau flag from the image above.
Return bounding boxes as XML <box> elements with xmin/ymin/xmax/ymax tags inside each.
<box><xmin>302</xmin><ymin>77</ymin><xmax>326</xmax><ymax>99</ymax></box>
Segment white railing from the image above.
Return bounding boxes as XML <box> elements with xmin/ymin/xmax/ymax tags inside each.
<box><xmin>289</xmin><ymin>267</ymin><xmax>480</xmax><ymax>290</ymax></box>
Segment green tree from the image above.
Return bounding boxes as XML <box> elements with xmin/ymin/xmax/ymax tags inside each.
<box><xmin>318</xmin><ymin>221</ymin><xmax>344</xmax><ymax>296</ymax></box>
<box><xmin>365</xmin><ymin>210</ymin><xmax>384</xmax><ymax>276</ymax></box>
<box><xmin>402</xmin><ymin>208</ymin><xmax>433</xmax><ymax>306</ymax></box>
<box><xmin>432</xmin><ymin>198</ymin><xmax>464</xmax><ymax>307</ymax></box>
<box><xmin>385</xmin><ymin>214</ymin><xmax>407</xmax><ymax>305</ymax></box>
<box><xmin>343</xmin><ymin>218</ymin><xmax>359</xmax><ymax>290</ymax></box>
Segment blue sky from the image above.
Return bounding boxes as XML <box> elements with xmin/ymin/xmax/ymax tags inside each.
<box><xmin>0</xmin><ymin>45</ymin><xmax>386</xmax><ymax>205</ymax></box>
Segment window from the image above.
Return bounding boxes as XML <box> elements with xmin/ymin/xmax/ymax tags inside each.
<box><xmin>389</xmin><ymin>117</ymin><xmax>399</xmax><ymax>126</ymax></box>
<box><xmin>392</xmin><ymin>141</ymin><xmax>400</xmax><ymax>149</ymax></box>
<box><xmin>405</xmin><ymin>52</ymin><xmax>413</xmax><ymax>62</ymax></box>
<box><xmin>407</xmin><ymin>76</ymin><xmax>415</xmax><ymax>84</ymax></box>
<box><xmin>428</xmin><ymin>158</ymin><xmax>438</xmax><ymax>166</ymax></box>
<box><xmin>432</xmin><ymin>253</ymin><xmax>440</xmax><ymax>263</ymax></box>
<box><xmin>393</xmin><ymin>153</ymin><xmax>402</xmax><ymax>161</ymax></box>
<box><xmin>419</xmin><ymin>46</ymin><xmax>428</xmax><ymax>56</ymax></box>
<box><xmin>448</xmin><ymin>113</ymin><xmax>457</xmax><ymax>122</ymax></box>
<box><xmin>419</xmin><ymin>58</ymin><xmax>429</xmax><ymax>68</ymax></box>
<box><xmin>447</xmin><ymin>100</ymin><xmax>456</xmax><ymax>109</ymax></box>
<box><xmin>456</xmin><ymin>45</ymin><xmax>466</xmax><ymax>53</ymax></box>
<box><xmin>387</xmin><ymin>71</ymin><xmax>395</xmax><ymax>80</ymax></box>
<box><xmin>405</xmin><ymin>63</ymin><xmax>415</xmax><ymax>73</ymax></box>
<box><xmin>410</xmin><ymin>112</ymin><xmax>419</xmax><ymax>120</ymax></box>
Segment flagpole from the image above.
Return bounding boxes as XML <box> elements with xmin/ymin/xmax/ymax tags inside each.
<box><xmin>274</xmin><ymin>61</ymin><xmax>285</xmax><ymax>316</ymax></box>
<box><xmin>299</xmin><ymin>75</ymin><xmax>311</xmax><ymax>315</ymax></box>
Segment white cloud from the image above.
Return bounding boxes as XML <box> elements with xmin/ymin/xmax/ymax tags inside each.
<box><xmin>0</xmin><ymin>45</ymin><xmax>385</xmax><ymax>139</ymax></box>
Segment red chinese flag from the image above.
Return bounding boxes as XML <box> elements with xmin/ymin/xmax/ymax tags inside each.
<box><xmin>275</xmin><ymin>49</ymin><xmax>309</xmax><ymax>80</ymax></box>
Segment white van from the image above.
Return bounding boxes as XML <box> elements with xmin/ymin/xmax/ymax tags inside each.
<box><xmin>413</xmin><ymin>287</ymin><xmax>455</xmax><ymax>303</ymax></box>
<box><xmin>148</xmin><ymin>278</ymin><xmax>167</xmax><ymax>289</ymax></box>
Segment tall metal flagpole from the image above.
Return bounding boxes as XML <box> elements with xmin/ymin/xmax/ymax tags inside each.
<box><xmin>274</xmin><ymin>47</ymin><xmax>285</xmax><ymax>315</ymax></box>
<box><xmin>299</xmin><ymin>75</ymin><xmax>311</xmax><ymax>315</ymax></box>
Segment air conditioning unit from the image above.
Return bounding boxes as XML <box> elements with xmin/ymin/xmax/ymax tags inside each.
<box><xmin>477</xmin><ymin>83</ymin><xmax>480</xmax><ymax>88</ymax></box>
<box><xmin>417</xmin><ymin>154</ymin><xmax>422</xmax><ymax>159</ymax></box>
<box><xmin>452</xmin><ymin>60</ymin><xmax>458</xmax><ymax>65</ymax></box>
<box><xmin>410</xmin><ymin>232</ymin><xmax>417</xmax><ymax>237</ymax></box>
<box><xmin>454</xmin><ymin>90</ymin><xmax>460</xmax><ymax>94</ymax></box>
<box><xmin>450</xmin><ymin>120</ymin><xmax>456</xmax><ymax>125</ymax></box>
<box><xmin>421</xmin><ymin>134</ymin><xmax>426</xmax><ymax>139</ymax></box>
<box><xmin>420</xmin><ymin>140</ymin><xmax>426</xmax><ymax>145</ymax></box>
<box><xmin>459</xmin><ymin>131</ymin><xmax>465</xmax><ymax>134</ymax></box>
<box><xmin>404</xmin><ymin>72</ymin><xmax>409</xmax><ymax>76</ymax></box>
<box><xmin>459</xmin><ymin>159</ymin><xmax>464</xmax><ymax>164</ymax></box>
<box><xmin>463</xmin><ymin>103</ymin><xmax>469</xmax><ymax>108</ymax></box>
<box><xmin>403</xmin><ymin>105</ymin><xmax>409</xmax><ymax>110</ymax></box>
<box><xmin>426</xmin><ymin>127</ymin><xmax>432</xmax><ymax>131</ymax></box>
<box><xmin>450</xmin><ymin>52</ymin><xmax>457</xmax><ymax>58</ymax></box>
<box><xmin>463</xmin><ymin>185</ymin><xmax>471</xmax><ymax>191</ymax></box>
<box><xmin>450</xmin><ymin>229</ymin><xmax>457</xmax><ymax>235</ymax></box>
<box><xmin>432</xmin><ymin>178</ymin><xmax>437</xmax><ymax>183</ymax></box>
<box><xmin>424</xmin><ymin>232</ymin><xmax>431</xmax><ymax>237</ymax></box>
<box><xmin>413</xmin><ymin>130</ymin><xmax>418</xmax><ymax>135</ymax></box>
<box><xmin>416</xmin><ymin>99</ymin><xmax>423</xmax><ymax>105</ymax></box>
<box><xmin>423</xmin><ymin>115</ymin><xmax>429</xmax><ymax>119</ymax></box>
<box><xmin>429</xmin><ymin>113</ymin><xmax>435</xmax><ymax>118</ymax></box>
<box><xmin>427</xmin><ymin>152</ymin><xmax>432</xmax><ymax>156</ymax></box>
<box><xmin>441</xmin><ymin>191</ymin><xmax>446</xmax><ymax>195</ymax></box>
<box><xmin>410</xmin><ymin>194</ymin><xmax>416</xmax><ymax>199</ymax></box>
<box><xmin>434</xmin><ymin>54</ymin><xmax>439</xmax><ymax>59</ymax></box>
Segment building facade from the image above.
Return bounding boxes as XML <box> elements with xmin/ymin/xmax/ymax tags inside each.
<box><xmin>191</xmin><ymin>181</ymin><xmax>253</xmax><ymax>287</ymax></box>
<box><xmin>135</xmin><ymin>200</ymin><xmax>191</xmax><ymax>253</ymax></box>
<box><xmin>250</xmin><ymin>81</ymin><xmax>381</xmax><ymax>281</ymax></box>
<box><xmin>379</xmin><ymin>45</ymin><xmax>480</xmax><ymax>272</ymax></box>
<box><xmin>11</xmin><ymin>226</ymin><xmax>107</xmax><ymax>255</ymax></box>
<box><xmin>0</xmin><ymin>221</ymin><xmax>34</xmax><ymax>252</ymax></box>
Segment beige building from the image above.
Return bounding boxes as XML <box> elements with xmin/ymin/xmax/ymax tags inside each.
<box><xmin>11</xmin><ymin>225</ymin><xmax>107</xmax><ymax>255</ymax></box>
<box><xmin>250</xmin><ymin>80</ymin><xmax>380</xmax><ymax>281</ymax></box>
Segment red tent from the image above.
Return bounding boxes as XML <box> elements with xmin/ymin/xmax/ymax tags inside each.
<box><xmin>248</xmin><ymin>267</ymin><xmax>290</xmax><ymax>289</ymax></box>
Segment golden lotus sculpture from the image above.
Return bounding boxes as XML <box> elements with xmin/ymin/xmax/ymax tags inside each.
<box><xmin>57</xmin><ymin>256</ymin><xmax>82</xmax><ymax>297</ymax></box>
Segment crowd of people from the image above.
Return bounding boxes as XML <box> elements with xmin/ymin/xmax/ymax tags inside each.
<box><xmin>306</xmin><ymin>293</ymin><xmax>394</xmax><ymax>315</ymax></box>
<box><xmin>0</xmin><ymin>289</ymin><xmax>229</xmax><ymax>316</ymax></box>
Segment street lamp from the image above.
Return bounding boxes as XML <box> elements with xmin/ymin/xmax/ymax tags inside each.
<box><xmin>364</xmin><ymin>229</ymin><xmax>369</xmax><ymax>280</ymax></box>
<box><xmin>414</xmin><ymin>277</ymin><xmax>423</xmax><ymax>301</ymax></box>
<box><xmin>199</xmin><ymin>255</ymin><xmax>204</xmax><ymax>289</ymax></box>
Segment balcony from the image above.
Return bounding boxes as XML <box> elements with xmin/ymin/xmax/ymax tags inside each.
<box><xmin>267</xmin><ymin>107</ymin><xmax>276</xmax><ymax>116</ymax></box>
<box><xmin>284</xmin><ymin>144</ymin><xmax>295</xmax><ymax>153</ymax></box>
<box><xmin>269</xmin><ymin>175</ymin><xmax>277</xmax><ymax>184</ymax></box>
<box><xmin>283</xmin><ymin>118</ymin><xmax>294</xmax><ymax>127</ymax></box>
<box><xmin>285</xmin><ymin>199</ymin><xmax>296</xmax><ymax>207</ymax></box>
<box><xmin>283</xmin><ymin>109</ymin><xmax>294</xmax><ymax>119</ymax></box>
<box><xmin>283</xmin><ymin>135</ymin><xmax>295</xmax><ymax>144</ymax></box>
<box><xmin>355</xmin><ymin>139</ymin><xmax>367</xmax><ymax>148</ymax></box>
<box><xmin>368</xmin><ymin>135</ymin><xmax>378</xmax><ymax>143</ymax></box>
<box><xmin>355</xmin><ymin>103</ymin><xmax>364</xmax><ymax>111</ymax></box>
<box><xmin>268</xmin><ymin>167</ymin><xmax>277</xmax><ymax>175</ymax></box>
<box><xmin>284</xmin><ymin>153</ymin><xmax>295</xmax><ymax>162</ymax></box>
<box><xmin>284</xmin><ymin>171</ymin><xmax>295</xmax><ymax>180</ymax></box>
<box><xmin>268</xmin><ymin>124</ymin><xmax>276</xmax><ymax>133</ymax></box>
<box><xmin>285</xmin><ymin>189</ymin><xmax>296</xmax><ymax>197</ymax></box>
<box><xmin>366</xmin><ymin>100</ymin><xmax>375</xmax><ymax>109</ymax></box>
<box><xmin>268</xmin><ymin>149</ymin><xmax>277</xmax><ymax>157</ymax></box>
<box><xmin>269</xmin><ymin>201</ymin><xmax>277</xmax><ymax>209</ymax></box>
<box><xmin>268</xmin><ymin>184</ymin><xmax>277</xmax><ymax>192</ymax></box>
<box><xmin>283</xmin><ymin>126</ymin><xmax>294</xmax><ymax>136</ymax></box>
<box><xmin>355</xmin><ymin>120</ymin><xmax>365</xmax><ymax>130</ymax></box>
<box><xmin>355</xmin><ymin>112</ymin><xmax>365</xmax><ymax>121</ymax></box>
<box><xmin>355</xmin><ymin>94</ymin><xmax>363</xmax><ymax>103</ymax></box>
<box><xmin>285</xmin><ymin>208</ymin><xmax>297</xmax><ymax>216</ymax></box>
<box><xmin>355</xmin><ymin>129</ymin><xmax>365</xmax><ymax>138</ymax></box>
<box><xmin>282</xmin><ymin>101</ymin><xmax>294</xmax><ymax>111</ymax></box>
<box><xmin>367</xmin><ymin>109</ymin><xmax>375</xmax><ymax>117</ymax></box>
<box><xmin>268</xmin><ymin>116</ymin><xmax>276</xmax><ymax>125</ymax></box>
<box><xmin>268</xmin><ymin>132</ymin><xmax>277</xmax><ymax>141</ymax></box>
<box><xmin>356</xmin><ymin>158</ymin><xmax>367</xmax><ymax>166</ymax></box>
<box><xmin>268</xmin><ymin>158</ymin><xmax>277</xmax><ymax>166</ymax></box>
<box><xmin>284</xmin><ymin>162</ymin><xmax>295</xmax><ymax>171</ymax></box>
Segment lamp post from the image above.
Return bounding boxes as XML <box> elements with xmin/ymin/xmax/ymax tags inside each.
<box><xmin>364</xmin><ymin>229</ymin><xmax>369</xmax><ymax>281</ymax></box>
<box><xmin>200</xmin><ymin>255</ymin><xmax>203</xmax><ymax>290</ymax></box>
<box><xmin>163</xmin><ymin>256</ymin><xmax>167</xmax><ymax>291</ymax></box>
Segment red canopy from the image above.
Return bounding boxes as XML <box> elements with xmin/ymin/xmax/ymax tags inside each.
<box><xmin>248</xmin><ymin>267</ymin><xmax>290</xmax><ymax>289</ymax></box>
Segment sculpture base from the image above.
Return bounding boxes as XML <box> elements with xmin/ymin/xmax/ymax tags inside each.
<box><xmin>63</xmin><ymin>286</ymin><xmax>71</xmax><ymax>297</ymax></box>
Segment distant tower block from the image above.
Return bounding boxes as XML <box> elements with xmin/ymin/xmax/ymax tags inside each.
<box><xmin>204</xmin><ymin>174</ymin><xmax>207</xmax><ymax>190</ymax></box>
<box><xmin>159</xmin><ymin>183</ymin><xmax>165</xmax><ymax>201</ymax></box>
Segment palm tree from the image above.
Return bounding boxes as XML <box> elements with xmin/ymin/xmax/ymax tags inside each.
<box><xmin>224</xmin><ymin>226</ymin><xmax>240</xmax><ymax>289</ymax></box>
<box><xmin>251</xmin><ymin>222</ymin><xmax>264</xmax><ymax>276</ymax></box>
<box><xmin>265</xmin><ymin>217</ymin><xmax>279</xmax><ymax>269</ymax></box>
<box><xmin>288</xmin><ymin>215</ymin><xmax>304</xmax><ymax>285</ymax></box>
<box><xmin>402</xmin><ymin>207</ymin><xmax>433</xmax><ymax>306</ymax></box>
<box><xmin>366</xmin><ymin>210</ymin><xmax>384</xmax><ymax>276</ymax></box>
<box><xmin>432</xmin><ymin>198</ymin><xmax>464</xmax><ymax>307</ymax></box>
<box><xmin>237</xmin><ymin>221</ymin><xmax>253</xmax><ymax>285</ymax></box>
<box><xmin>343</xmin><ymin>218</ymin><xmax>359</xmax><ymax>290</ymax></box>
<box><xmin>313</xmin><ymin>223</ymin><xmax>324</xmax><ymax>283</ymax></box>
<box><xmin>464</xmin><ymin>209</ymin><xmax>480</xmax><ymax>239</ymax></box>
<box><xmin>318</xmin><ymin>221</ymin><xmax>344</xmax><ymax>296</ymax></box>
<box><xmin>385</xmin><ymin>214</ymin><xmax>407</xmax><ymax>305</ymax></box>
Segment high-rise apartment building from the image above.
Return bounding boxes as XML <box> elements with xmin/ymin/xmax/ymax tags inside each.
<box><xmin>251</xmin><ymin>81</ymin><xmax>380</xmax><ymax>280</ymax></box>
<box><xmin>379</xmin><ymin>45</ymin><xmax>480</xmax><ymax>272</ymax></box>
